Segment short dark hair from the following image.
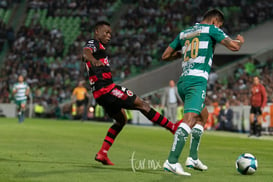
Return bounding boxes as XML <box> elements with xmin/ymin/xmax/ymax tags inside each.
<box><xmin>95</xmin><ymin>21</ymin><xmax>110</xmax><ymax>30</ymax></box>
<box><xmin>203</xmin><ymin>9</ymin><xmax>224</xmax><ymax>23</ymax></box>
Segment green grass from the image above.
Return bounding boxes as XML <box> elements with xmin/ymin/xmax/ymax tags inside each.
<box><xmin>0</xmin><ymin>118</ymin><xmax>273</xmax><ymax>182</ymax></box>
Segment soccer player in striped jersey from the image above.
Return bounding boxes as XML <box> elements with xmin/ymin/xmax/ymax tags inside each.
<box><xmin>82</xmin><ymin>21</ymin><xmax>183</xmax><ymax>165</ymax></box>
<box><xmin>161</xmin><ymin>9</ymin><xmax>244</xmax><ymax>176</ymax></box>
<box><xmin>12</xmin><ymin>75</ymin><xmax>30</xmax><ymax>123</ymax></box>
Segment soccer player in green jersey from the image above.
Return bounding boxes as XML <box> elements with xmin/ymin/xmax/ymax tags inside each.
<box><xmin>161</xmin><ymin>9</ymin><xmax>244</xmax><ymax>176</ymax></box>
<box><xmin>12</xmin><ymin>75</ymin><xmax>30</xmax><ymax>123</ymax></box>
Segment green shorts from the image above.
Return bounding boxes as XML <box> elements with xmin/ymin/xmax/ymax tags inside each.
<box><xmin>177</xmin><ymin>76</ymin><xmax>207</xmax><ymax>114</ymax></box>
<box><xmin>15</xmin><ymin>100</ymin><xmax>27</xmax><ymax>107</ymax></box>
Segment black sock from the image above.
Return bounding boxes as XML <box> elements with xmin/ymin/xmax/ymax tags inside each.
<box><xmin>250</xmin><ymin>123</ymin><xmax>256</xmax><ymax>135</ymax></box>
<box><xmin>144</xmin><ymin>108</ymin><xmax>174</xmax><ymax>132</ymax></box>
<box><xmin>256</xmin><ymin>124</ymin><xmax>261</xmax><ymax>137</ymax></box>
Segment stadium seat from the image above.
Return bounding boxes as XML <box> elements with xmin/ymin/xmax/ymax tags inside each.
<box><xmin>0</xmin><ymin>9</ymin><xmax>4</xmax><ymax>19</ymax></box>
<box><xmin>3</xmin><ymin>9</ymin><xmax>11</xmax><ymax>24</ymax></box>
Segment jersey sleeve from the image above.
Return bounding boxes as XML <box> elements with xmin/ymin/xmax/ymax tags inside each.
<box><xmin>209</xmin><ymin>25</ymin><xmax>228</xmax><ymax>43</ymax></box>
<box><xmin>169</xmin><ymin>34</ymin><xmax>182</xmax><ymax>51</ymax></box>
<box><xmin>72</xmin><ymin>88</ymin><xmax>77</xmax><ymax>96</ymax></box>
<box><xmin>261</xmin><ymin>85</ymin><xmax>267</xmax><ymax>108</ymax></box>
<box><xmin>84</xmin><ymin>39</ymin><xmax>99</xmax><ymax>53</ymax></box>
<box><xmin>12</xmin><ymin>84</ymin><xmax>17</xmax><ymax>92</ymax></box>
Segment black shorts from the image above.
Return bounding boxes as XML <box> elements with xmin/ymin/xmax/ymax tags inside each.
<box><xmin>76</xmin><ymin>100</ymin><xmax>85</xmax><ymax>107</ymax></box>
<box><xmin>250</xmin><ymin>106</ymin><xmax>262</xmax><ymax>115</ymax></box>
<box><xmin>96</xmin><ymin>85</ymin><xmax>137</xmax><ymax>117</ymax></box>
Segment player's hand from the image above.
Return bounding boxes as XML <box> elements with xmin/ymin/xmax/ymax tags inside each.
<box><xmin>235</xmin><ymin>34</ymin><xmax>244</xmax><ymax>44</ymax></box>
<box><xmin>173</xmin><ymin>51</ymin><xmax>182</xmax><ymax>59</ymax></box>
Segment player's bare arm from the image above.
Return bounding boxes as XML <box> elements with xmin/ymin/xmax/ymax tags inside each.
<box><xmin>221</xmin><ymin>34</ymin><xmax>244</xmax><ymax>51</ymax></box>
<box><xmin>85</xmin><ymin>92</ymin><xmax>91</xmax><ymax>99</ymax></box>
<box><xmin>162</xmin><ymin>46</ymin><xmax>182</xmax><ymax>61</ymax></box>
<box><xmin>25</xmin><ymin>87</ymin><xmax>30</xmax><ymax>96</ymax></box>
<box><xmin>82</xmin><ymin>48</ymin><xmax>105</xmax><ymax>67</ymax></box>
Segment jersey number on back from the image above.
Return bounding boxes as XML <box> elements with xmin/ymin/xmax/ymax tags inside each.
<box><xmin>183</xmin><ymin>37</ymin><xmax>199</xmax><ymax>61</ymax></box>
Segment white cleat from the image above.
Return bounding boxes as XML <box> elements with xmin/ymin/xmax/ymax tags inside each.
<box><xmin>163</xmin><ymin>160</ymin><xmax>191</xmax><ymax>176</ymax></box>
<box><xmin>185</xmin><ymin>157</ymin><xmax>208</xmax><ymax>171</ymax></box>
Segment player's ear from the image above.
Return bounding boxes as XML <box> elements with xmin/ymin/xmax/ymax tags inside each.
<box><xmin>211</xmin><ymin>17</ymin><xmax>217</xmax><ymax>26</ymax></box>
<box><xmin>94</xmin><ymin>27</ymin><xmax>100</xmax><ymax>36</ymax></box>
<box><xmin>212</xmin><ymin>19</ymin><xmax>216</xmax><ymax>26</ymax></box>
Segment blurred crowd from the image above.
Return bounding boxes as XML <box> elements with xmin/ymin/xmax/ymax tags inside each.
<box><xmin>0</xmin><ymin>21</ymin><xmax>84</xmax><ymax>116</ymax></box>
<box><xmin>205</xmin><ymin>56</ymin><xmax>273</xmax><ymax>106</ymax></box>
<box><xmin>0</xmin><ymin>0</ymin><xmax>20</xmax><ymax>9</ymax></box>
<box><xmin>144</xmin><ymin>56</ymin><xmax>273</xmax><ymax>108</ymax></box>
<box><xmin>111</xmin><ymin>0</ymin><xmax>273</xmax><ymax>80</ymax></box>
<box><xmin>64</xmin><ymin>0</ymin><xmax>273</xmax><ymax>80</ymax></box>
<box><xmin>0</xmin><ymin>0</ymin><xmax>273</xmax><ymax>119</ymax></box>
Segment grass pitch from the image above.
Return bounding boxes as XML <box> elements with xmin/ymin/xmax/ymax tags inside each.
<box><xmin>0</xmin><ymin>118</ymin><xmax>272</xmax><ymax>182</ymax></box>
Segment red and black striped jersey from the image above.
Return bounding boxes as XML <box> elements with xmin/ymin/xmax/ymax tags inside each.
<box><xmin>83</xmin><ymin>39</ymin><xmax>115</xmax><ymax>98</ymax></box>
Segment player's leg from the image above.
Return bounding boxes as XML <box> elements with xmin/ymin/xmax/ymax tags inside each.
<box><xmin>74</xmin><ymin>101</ymin><xmax>80</xmax><ymax>119</ymax></box>
<box><xmin>16</xmin><ymin>101</ymin><xmax>21</xmax><ymax>122</ymax></box>
<box><xmin>82</xmin><ymin>100</ymin><xmax>88</xmax><ymax>121</ymax></box>
<box><xmin>164</xmin><ymin>112</ymin><xmax>197</xmax><ymax>176</ymax></box>
<box><xmin>133</xmin><ymin>96</ymin><xmax>181</xmax><ymax>134</ymax></box>
<box><xmin>186</xmin><ymin>107</ymin><xmax>208</xmax><ymax>171</ymax></box>
<box><xmin>78</xmin><ymin>104</ymin><xmax>84</xmax><ymax>120</ymax></box>
<box><xmin>166</xmin><ymin>106</ymin><xmax>172</xmax><ymax>122</ymax></box>
<box><xmin>108</xmin><ymin>85</ymin><xmax>182</xmax><ymax>134</ymax></box>
<box><xmin>168</xmin><ymin>112</ymin><xmax>198</xmax><ymax>161</ymax></box>
<box><xmin>172</xmin><ymin>104</ymin><xmax>178</xmax><ymax>123</ymax></box>
<box><xmin>164</xmin><ymin>79</ymin><xmax>207</xmax><ymax>175</ymax></box>
<box><xmin>256</xmin><ymin>108</ymin><xmax>263</xmax><ymax>137</ymax></box>
<box><xmin>20</xmin><ymin>102</ymin><xmax>26</xmax><ymax>122</ymax></box>
<box><xmin>249</xmin><ymin>107</ymin><xmax>256</xmax><ymax>136</ymax></box>
<box><xmin>95</xmin><ymin>109</ymin><xmax>127</xmax><ymax>165</ymax></box>
<box><xmin>76</xmin><ymin>101</ymin><xmax>84</xmax><ymax>120</ymax></box>
<box><xmin>168</xmin><ymin>104</ymin><xmax>177</xmax><ymax>124</ymax></box>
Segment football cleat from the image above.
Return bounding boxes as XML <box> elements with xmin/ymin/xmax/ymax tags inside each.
<box><xmin>172</xmin><ymin>119</ymin><xmax>183</xmax><ymax>134</ymax></box>
<box><xmin>163</xmin><ymin>160</ymin><xmax>191</xmax><ymax>176</ymax></box>
<box><xmin>95</xmin><ymin>152</ymin><xmax>114</xmax><ymax>165</ymax></box>
<box><xmin>185</xmin><ymin>157</ymin><xmax>208</xmax><ymax>171</ymax></box>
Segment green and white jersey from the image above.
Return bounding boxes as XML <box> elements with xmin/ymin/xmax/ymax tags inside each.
<box><xmin>170</xmin><ymin>23</ymin><xmax>228</xmax><ymax>82</ymax></box>
<box><xmin>13</xmin><ymin>82</ymin><xmax>29</xmax><ymax>101</ymax></box>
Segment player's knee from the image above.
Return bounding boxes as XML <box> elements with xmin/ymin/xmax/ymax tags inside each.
<box><xmin>200</xmin><ymin>108</ymin><xmax>208</xmax><ymax>123</ymax></box>
<box><xmin>257</xmin><ymin>116</ymin><xmax>263</xmax><ymax>124</ymax></box>
<box><xmin>183</xmin><ymin>113</ymin><xmax>199</xmax><ymax>128</ymax></box>
<box><xmin>142</xmin><ymin>102</ymin><xmax>151</xmax><ymax>112</ymax></box>
<box><xmin>116</xmin><ymin>119</ymin><xmax>127</xmax><ymax>127</ymax></box>
<box><xmin>183</xmin><ymin>119</ymin><xmax>196</xmax><ymax>128</ymax></box>
<box><xmin>136</xmin><ymin>99</ymin><xmax>151</xmax><ymax>113</ymax></box>
<box><xmin>113</xmin><ymin>111</ymin><xmax>128</xmax><ymax>127</ymax></box>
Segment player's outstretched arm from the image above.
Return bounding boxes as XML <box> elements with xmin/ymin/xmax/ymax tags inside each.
<box><xmin>26</xmin><ymin>87</ymin><xmax>30</xmax><ymax>96</ymax></box>
<box><xmin>82</xmin><ymin>48</ymin><xmax>105</xmax><ymax>67</ymax></box>
<box><xmin>12</xmin><ymin>88</ymin><xmax>17</xmax><ymax>94</ymax></box>
<box><xmin>162</xmin><ymin>46</ymin><xmax>182</xmax><ymax>61</ymax></box>
<box><xmin>220</xmin><ymin>34</ymin><xmax>244</xmax><ymax>52</ymax></box>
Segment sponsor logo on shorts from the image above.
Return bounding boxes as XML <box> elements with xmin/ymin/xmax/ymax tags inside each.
<box><xmin>201</xmin><ymin>90</ymin><xmax>206</xmax><ymax>99</ymax></box>
<box><xmin>111</xmin><ymin>88</ymin><xmax>124</xmax><ymax>98</ymax></box>
<box><xmin>127</xmin><ymin>90</ymin><xmax>133</xmax><ymax>96</ymax></box>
